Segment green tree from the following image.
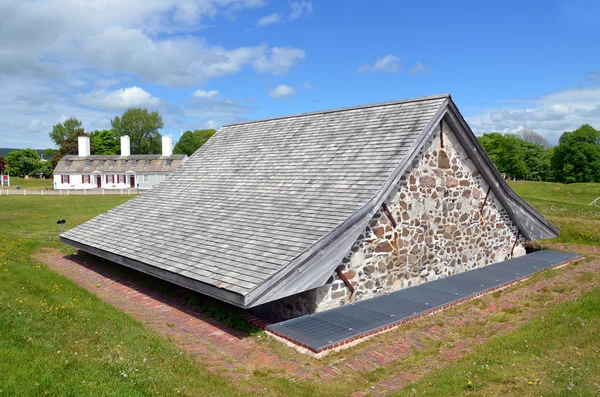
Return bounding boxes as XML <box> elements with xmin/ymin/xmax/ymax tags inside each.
<box><xmin>38</xmin><ymin>160</ymin><xmax>54</xmax><ymax>179</ymax></box>
<box><xmin>42</xmin><ymin>148</ymin><xmax>58</xmax><ymax>160</ymax></box>
<box><xmin>477</xmin><ymin>132</ymin><xmax>505</xmax><ymax>166</ymax></box>
<box><xmin>521</xmin><ymin>142</ymin><xmax>552</xmax><ymax>181</ymax></box>
<box><xmin>0</xmin><ymin>155</ymin><xmax>6</xmax><ymax>174</ymax></box>
<box><xmin>478</xmin><ymin>133</ymin><xmax>527</xmax><ymax>179</ymax></box>
<box><xmin>496</xmin><ymin>134</ymin><xmax>528</xmax><ymax>179</ymax></box>
<box><xmin>111</xmin><ymin>108</ymin><xmax>163</xmax><ymax>154</ymax></box>
<box><xmin>173</xmin><ymin>129</ymin><xmax>216</xmax><ymax>156</ymax></box>
<box><xmin>90</xmin><ymin>129</ymin><xmax>120</xmax><ymax>155</ymax></box>
<box><xmin>478</xmin><ymin>132</ymin><xmax>552</xmax><ymax>181</ymax></box>
<box><xmin>6</xmin><ymin>149</ymin><xmax>43</xmax><ymax>177</ymax></box>
<box><xmin>49</xmin><ymin>117</ymin><xmax>83</xmax><ymax>147</ymax></box>
<box><xmin>551</xmin><ymin>124</ymin><xmax>600</xmax><ymax>183</ymax></box>
<box><xmin>50</xmin><ymin>129</ymin><xmax>91</xmax><ymax>169</ymax></box>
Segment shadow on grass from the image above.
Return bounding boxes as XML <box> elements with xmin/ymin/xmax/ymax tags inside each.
<box><xmin>63</xmin><ymin>250</ymin><xmax>262</xmax><ymax>337</ymax></box>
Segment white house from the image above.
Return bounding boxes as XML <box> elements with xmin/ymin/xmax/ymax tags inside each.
<box><xmin>53</xmin><ymin>136</ymin><xmax>187</xmax><ymax>190</ymax></box>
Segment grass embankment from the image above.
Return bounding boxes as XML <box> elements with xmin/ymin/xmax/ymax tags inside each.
<box><xmin>0</xmin><ymin>196</ymin><xmax>245</xmax><ymax>396</ymax></box>
<box><xmin>508</xmin><ymin>181</ymin><xmax>600</xmax><ymax>246</ymax></box>
<box><xmin>2</xmin><ymin>177</ymin><xmax>53</xmax><ymax>190</ymax></box>
<box><xmin>1</xmin><ymin>182</ymin><xmax>600</xmax><ymax>396</ymax></box>
<box><xmin>391</xmin><ymin>285</ymin><xmax>600</xmax><ymax>396</ymax></box>
<box><xmin>0</xmin><ymin>196</ymin><xmax>346</xmax><ymax>396</ymax></box>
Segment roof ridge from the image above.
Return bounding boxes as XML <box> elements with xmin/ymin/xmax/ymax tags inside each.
<box><xmin>223</xmin><ymin>94</ymin><xmax>450</xmax><ymax>127</ymax></box>
<box><xmin>62</xmin><ymin>154</ymin><xmax>187</xmax><ymax>159</ymax></box>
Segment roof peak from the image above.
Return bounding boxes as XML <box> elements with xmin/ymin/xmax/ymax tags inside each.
<box><xmin>223</xmin><ymin>94</ymin><xmax>450</xmax><ymax>127</ymax></box>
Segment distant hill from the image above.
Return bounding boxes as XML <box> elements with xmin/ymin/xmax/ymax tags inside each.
<box><xmin>0</xmin><ymin>148</ymin><xmax>47</xmax><ymax>158</ymax></box>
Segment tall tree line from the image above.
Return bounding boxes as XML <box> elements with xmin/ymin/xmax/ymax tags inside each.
<box><xmin>478</xmin><ymin>124</ymin><xmax>600</xmax><ymax>183</ymax></box>
<box><xmin>46</xmin><ymin>108</ymin><xmax>215</xmax><ymax>169</ymax></box>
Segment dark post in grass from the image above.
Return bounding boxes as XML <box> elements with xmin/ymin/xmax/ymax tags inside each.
<box><xmin>57</xmin><ymin>219</ymin><xmax>66</xmax><ymax>233</ymax></box>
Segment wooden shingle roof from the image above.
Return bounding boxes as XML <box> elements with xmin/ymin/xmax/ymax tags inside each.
<box><xmin>61</xmin><ymin>94</ymin><xmax>558</xmax><ymax>307</ymax></box>
<box><xmin>54</xmin><ymin>154</ymin><xmax>187</xmax><ymax>173</ymax></box>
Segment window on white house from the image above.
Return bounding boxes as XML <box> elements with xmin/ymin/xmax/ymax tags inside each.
<box><xmin>61</xmin><ymin>175</ymin><xmax>70</xmax><ymax>184</ymax></box>
<box><xmin>143</xmin><ymin>175</ymin><xmax>149</xmax><ymax>183</ymax></box>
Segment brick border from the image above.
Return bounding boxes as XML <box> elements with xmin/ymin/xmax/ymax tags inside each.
<box><xmin>265</xmin><ymin>256</ymin><xmax>583</xmax><ymax>355</ymax></box>
<box><xmin>240</xmin><ymin>313</ymin><xmax>271</xmax><ymax>330</ymax></box>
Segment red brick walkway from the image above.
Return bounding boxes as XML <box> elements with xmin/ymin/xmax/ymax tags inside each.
<box><xmin>33</xmin><ymin>248</ymin><xmax>310</xmax><ymax>379</ymax></box>
<box><xmin>33</xmin><ymin>248</ymin><xmax>599</xmax><ymax>395</ymax></box>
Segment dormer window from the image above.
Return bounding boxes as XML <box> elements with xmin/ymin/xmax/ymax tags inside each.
<box><xmin>131</xmin><ymin>159</ymin><xmax>137</xmax><ymax>167</ymax></box>
<box><xmin>109</xmin><ymin>160</ymin><xmax>115</xmax><ymax>167</ymax></box>
<box><xmin>86</xmin><ymin>160</ymin><xmax>91</xmax><ymax>167</ymax></box>
<box><xmin>166</xmin><ymin>159</ymin><xmax>172</xmax><ymax>166</ymax></box>
<box><xmin>145</xmin><ymin>159</ymin><xmax>151</xmax><ymax>167</ymax></box>
<box><xmin>66</xmin><ymin>160</ymin><xmax>72</xmax><ymax>166</ymax></box>
<box><xmin>121</xmin><ymin>159</ymin><xmax>127</xmax><ymax>167</ymax></box>
<box><xmin>100</xmin><ymin>160</ymin><xmax>106</xmax><ymax>166</ymax></box>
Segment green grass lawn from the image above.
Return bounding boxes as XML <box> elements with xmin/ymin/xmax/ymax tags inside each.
<box><xmin>1</xmin><ymin>177</ymin><xmax>53</xmax><ymax>190</ymax></box>
<box><xmin>1</xmin><ymin>182</ymin><xmax>600</xmax><ymax>396</ymax></box>
<box><xmin>390</xmin><ymin>285</ymin><xmax>600</xmax><ymax>396</ymax></box>
<box><xmin>508</xmin><ymin>180</ymin><xmax>600</xmax><ymax>246</ymax></box>
<box><xmin>0</xmin><ymin>196</ymin><xmax>347</xmax><ymax>396</ymax></box>
<box><xmin>0</xmin><ymin>196</ymin><xmax>249</xmax><ymax>396</ymax></box>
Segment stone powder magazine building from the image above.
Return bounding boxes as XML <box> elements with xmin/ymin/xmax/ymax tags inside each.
<box><xmin>61</xmin><ymin>94</ymin><xmax>558</xmax><ymax>322</ymax></box>
<box><xmin>53</xmin><ymin>135</ymin><xmax>187</xmax><ymax>190</ymax></box>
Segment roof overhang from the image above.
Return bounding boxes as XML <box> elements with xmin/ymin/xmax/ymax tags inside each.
<box><xmin>61</xmin><ymin>236</ymin><xmax>246</xmax><ymax>307</ymax></box>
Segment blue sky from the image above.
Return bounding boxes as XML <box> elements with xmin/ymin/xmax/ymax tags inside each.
<box><xmin>1</xmin><ymin>0</ymin><xmax>599</xmax><ymax>148</ymax></box>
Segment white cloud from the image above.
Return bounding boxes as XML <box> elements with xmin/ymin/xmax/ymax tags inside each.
<box><xmin>192</xmin><ymin>89</ymin><xmax>220</xmax><ymax>98</ymax></box>
<box><xmin>0</xmin><ymin>0</ymin><xmax>306</xmax><ymax>147</ymax></box>
<box><xmin>303</xmin><ymin>82</ymin><xmax>315</xmax><ymax>89</ymax></box>
<box><xmin>253</xmin><ymin>47</ymin><xmax>305</xmax><ymax>74</ymax></box>
<box><xmin>269</xmin><ymin>84</ymin><xmax>295</xmax><ymax>98</ymax></box>
<box><xmin>410</xmin><ymin>62</ymin><xmax>431</xmax><ymax>74</ymax></box>
<box><xmin>95</xmin><ymin>78</ymin><xmax>120</xmax><ymax>88</ymax></box>
<box><xmin>27</xmin><ymin>119</ymin><xmax>49</xmax><ymax>132</ymax></box>
<box><xmin>81</xmin><ymin>29</ymin><xmax>305</xmax><ymax>86</ymax></box>
<box><xmin>357</xmin><ymin>55</ymin><xmax>401</xmax><ymax>73</ymax></box>
<box><xmin>183</xmin><ymin>96</ymin><xmax>252</xmax><ymax>121</ymax></box>
<box><xmin>289</xmin><ymin>1</ymin><xmax>312</xmax><ymax>19</ymax></box>
<box><xmin>0</xmin><ymin>0</ymin><xmax>303</xmax><ymax>87</ymax></box>
<box><xmin>257</xmin><ymin>13</ymin><xmax>281</xmax><ymax>26</ymax></box>
<box><xmin>78</xmin><ymin>86</ymin><xmax>161</xmax><ymax>110</ymax></box>
<box><xmin>467</xmin><ymin>86</ymin><xmax>600</xmax><ymax>144</ymax></box>
<box><xmin>0</xmin><ymin>79</ymin><xmax>118</xmax><ymax>147</ymax></box>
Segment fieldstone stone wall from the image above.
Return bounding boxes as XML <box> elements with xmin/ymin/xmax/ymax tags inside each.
<box><xmin>251</xmin><ymin>120</ymin><xmax>526</xmax><ymax>322</ymax></box>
